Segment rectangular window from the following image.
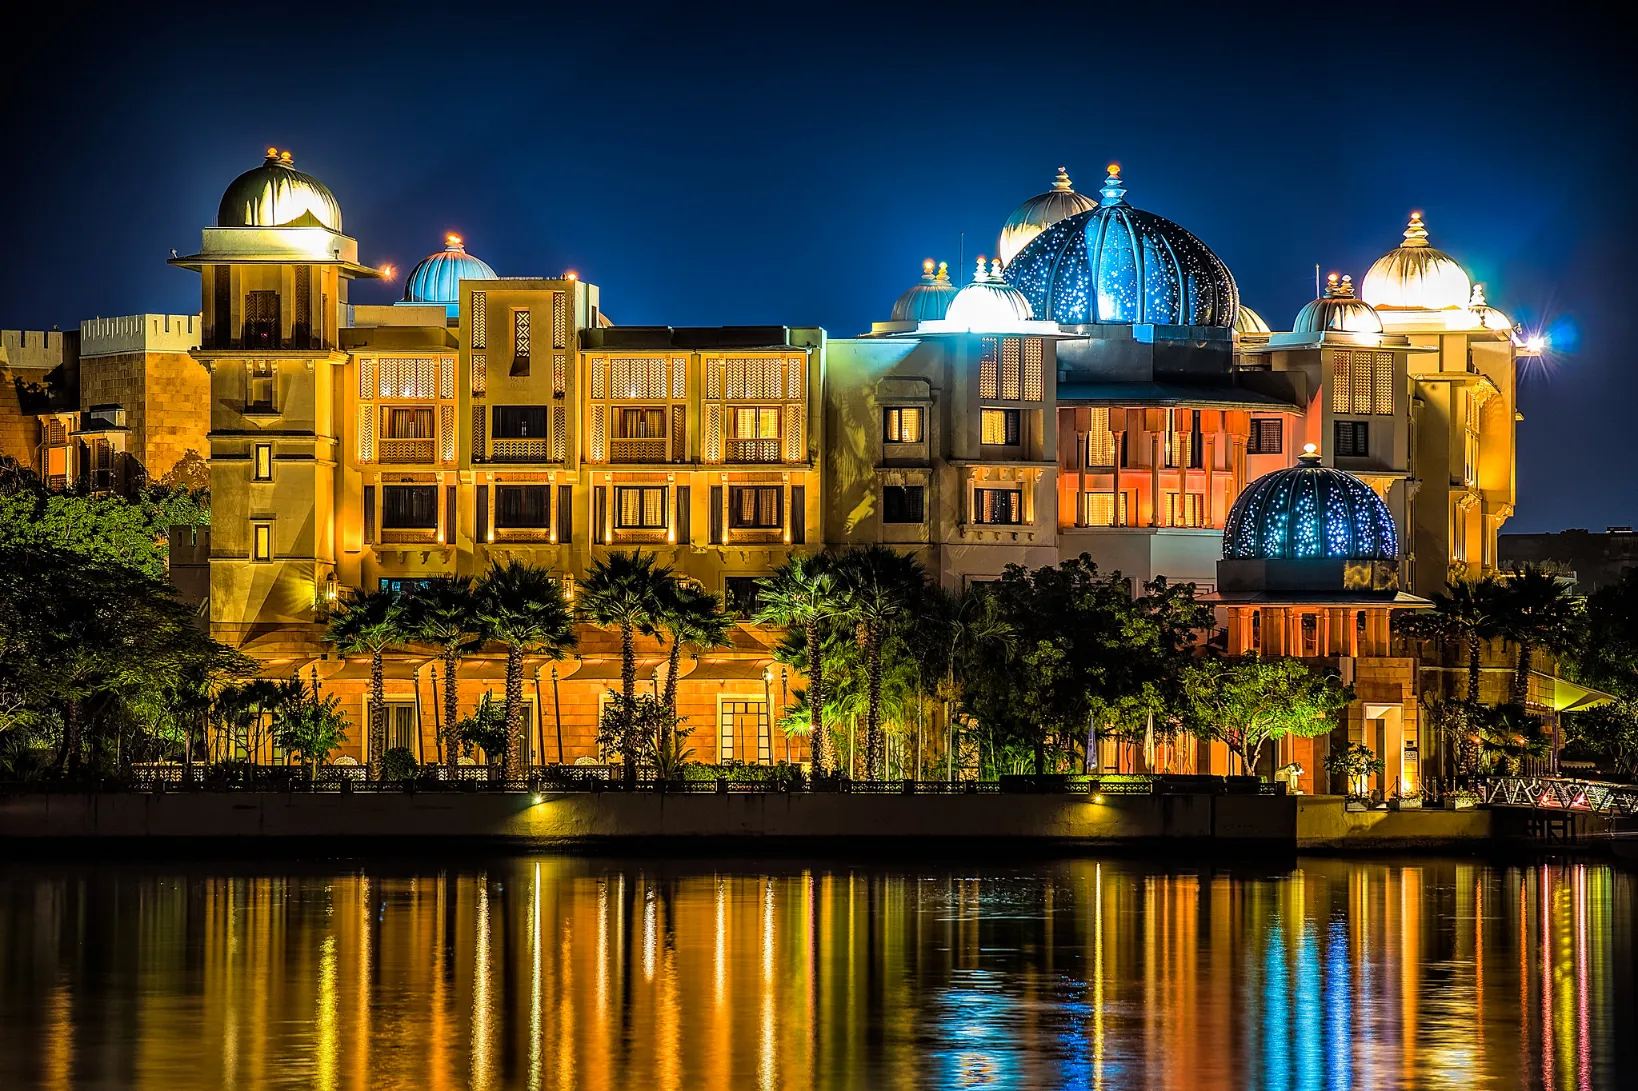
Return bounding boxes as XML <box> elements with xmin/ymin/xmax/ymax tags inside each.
<box><xmin>383</xmin><ymin>703</ymin><xmax>416</xmax><ymax>753</ymax></box>
<box><xmin>212</xmin><ymin>265</ymin><xmax>231</xmax><ymax>348</ymax></box>
<box><xmin>1166</xmin><ymin>492</ymin><xmax>1206</xmax><ymax>528</ymax></box>
<box><xmin>557</xmin><ymin>485</ymin><xmax>574</xmax><ymax>543</ymax></box>
<box><xmin>1081</xmin><ymin>491</ymin><xmax>1128</xmax><ymax>527</ymax></box>
<box><xmin>512</xmin><ymin>310</ymin><xmax>531</xmax><ymax>374</ymax></box>
<box><xmin>614</xmin><ymin>486</ymin><xmax>668</xmax><ymax>529</ymax></box>
<box><xmin>728</xmin><ymin>486</ymin><xmax>782</xmax><ymax>529</ymax></box>
<box><xmin>676</xmin><ymin>485</ymin><xmax>691</xmax><ymax>543</ymax></box>
<box><xmin>882</xmin><ymin>406</ymin><xmax>925</xmax><ymax>444</ymax></box>
<box><xmin>732</xmin><ymin>406</ymin><xmax>780</xmax><ymax>439</ymax></box>
<box><xmin>382</xmin><ymin>406</ymin><xmax>435</xmax><ymax>439</ymax></box>
<box><xmin>244</xmin><ymin>291</ymin><xmax>280</xmax><ymax>350</ymax></box>
<box><xmin>709</xmin><ymin>485</ymin><xmax>724</xmax><ymax>544</ymax></box>
<box><xmin>253</xmin><ymin>443</ymin><xmax>272</xmax><ymax>480</ymax></box>
<box><xmin>882</xmin><ymin>485</ymin><xmax>925</xmax><ymax>523</ymax></box>
<box><xmin>495</xmin><ymin>485</ymin><xmax>551</xmax><ymax>529</ymax></box>
<box><xmin>974</xmin><ymin>488</ymin><xmax>1023</xmax><ymax>525</ymax></box>
<box><xmin>493</xmin><ymin>406</ymin><xmax>548</xmax><ymax>438</ymax></box>
<box><xmin>363</xmin><ymin>486</ymin><xmax>376</xmax><ymax>544</ymax></box>
<box><xmin>1085</xmin><ymin>407</ymin><xmax>1116</xmax><ymax>467</ymax></box>
<box><xmin>723</xmin><ymin>577</ymin><xmax>764</xmax><ymax>619</ymax></box>
<box><xmin>247</xmin><ymin>359</ymin><xmax>274</xmax><ymax>412</ymax></box>
<box><xmin>382</xmin><ymin>485</ymin><xmax>439</xmax><ymax>529</ymax></box>
<box><xmin>1334</xmin><ymin>419</ymin><xmax>1369</xmax><ymax>458</ymax></box>
<box><xmin>1164</xmin><ymin>410</ymin><xmax>1202</xmax><ymax>469</ymax></box>
<box><xmin>476</xmin><ymin>485</ymin><xmax>488</xmax><ymax>541</ymax></box>
<box><xmin>617</xmin><ymin>407</ymin><xmax>666</xmax><ymax>437</ymax></box>
<box><xmin>790</xmin><ymin>485</ymin><xmax>805</xmax><ymax>543</ymax></box>
<box><xmin>1246</xmin><ymin>417</ymin><xmax>1283</xmax><ymax>455</ymax></box>
<box><xmin>252</xmin><ymin>521</ymin><xmax>273</xmax><ymax>562</ymax></box>
<box><xmin>980</xmin><ymin>408</ymin><xmax>1020</xmax><ymax>446</ymax></box>
<box><xmin>594</xmin><ymin>486</ymin><xmax>608</xmax><ymax>542</ymax></box>
<box><xmin>293</xmin><ymin>265</ymin><xmax>312</xmax><ymax>348</ymax></box>
<box><xmin>979</xmin><ymin>338</ymin><xmax>999</xmax><ymax>399</ymax></box>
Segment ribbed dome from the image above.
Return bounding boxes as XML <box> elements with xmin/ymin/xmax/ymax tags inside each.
<box><xmin>1294</xmin><ymin>274</ymin><xmax>1383</xmax><ymax>335</ymax></box>
<box><xmin>943</xmin><ymin>258</ymin><xmax>1034</xmax><ymax>329</ymax></box>
<box><xmin>891</xmin><ymin>259</ymin><xmax>958</xmax><ymax>322</ymax></box>
<box><xmin>1224</xmin><ymin>449</ymin><xmax>1398</xmax><ymax>561</ymax></box>
<box><xmin>1004</xmin><ymin>165</ymin><xmax>1238</xmax><ymax>327</ymax></box>
<box><xmin>403</xmin><ymin>235</ymin><xmax>497</xmax><ymax>317</ymax></box>
<box><xmin>218</xmin><ymin>149</ymin><xmax>342</xmax><ymax>231</ymax></box>
<box><xmin>1361</xmin><ymin>212</ymin><xmax>1471</xmax><ymax>310</ymax></box>
<box><xmin>1466</xmin><ymin>283</ymin><xmax>1513</xmax><ymax>332</ymax></box>
<box><xmin>1235</xmin><ymin>304</ymin><xmax>1271</xmax><ymax>335</ymax></box>
<box><xmin>997</xmin><ymin>168</ymin><xmax>1099</xmax><ymax>267</ymax></box>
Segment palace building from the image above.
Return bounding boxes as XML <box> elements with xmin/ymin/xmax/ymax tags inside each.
<box><xmin>20</xmin><ymin>148</ymin><xmax>1579</xmax><ymax>788</ymax></box>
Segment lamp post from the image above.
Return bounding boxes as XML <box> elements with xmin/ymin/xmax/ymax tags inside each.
<box><xmin>762</xmin><ymin>666</ymin><xmax>774</xmax><ymax>766</ymax></box>
<box><xmin>779</xmin><ymin>667</ymin><xmax>789</xmax><ymax>764</ymax></box>
<box><xmin>551</xmin><ymin>665</ymin><xmax>564</xmax><ymax>765</ymax></box>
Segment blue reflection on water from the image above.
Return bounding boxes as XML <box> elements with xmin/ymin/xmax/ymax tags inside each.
<box><xmin>1326</xmin><ymin>918</ymin><xmax>1353</xmax><ymax>1091</ymax></box>
<box><xmin>1266</xmin><ymin>915</ymin><xmax>1291</xmax><ymax>1090</ymax></box>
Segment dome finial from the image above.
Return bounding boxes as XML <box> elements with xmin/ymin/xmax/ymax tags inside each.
<box><xmin>989</xmin><ymin>257</ymin><xmax>1004</xmax><ymax>281</ymax></box>
<box><xmin>935</xmin><ymin>261</ymin><xmax>950</xmax><ymax>282</ymax></box>
<box><xmin>265</xmin><ymin>146</ymin><xmax>279</xmax><ymax>161</ymax></box>
<box><xmin>279</xmin><ymin>150</ymin><xmax>293</xmax><ymax>165</ymax></box>
<box><xmin>1402</xmin><ymin>211</ymin><xmax>1429</xmax><ymax>247</ymax></box>
<box><xmin>922</xmin><ymin>258</ymin><xmax>936</xmax><ymax>279</ymax></box>
<box><xmin>973</xmin><ymin>256</ymin><xmax>988</xmax><ymax>283</ymax></box>
<box><xmin>1100</xmin><ymin>163</ymin><xmax>1126</xmax><ymax>207</ymax></box>
<box><xmin>1052</xmin><ymin>167</ymin><xmax>1073</xmax><ymax>191</ymax></box>
<box><xmin>1470</xmin><ymin>282</ymin><xmax>1487</xmax><ymax>307</ymax></box>
<box><xmin>1299</xmin><ymin>442</ymin><xmax>1321</xmax><ymax>465</ymax></box>
<box><xmin>446</xmin><ymin>233</ymin><xmax>464</xmax><ymax>250</ymax></box>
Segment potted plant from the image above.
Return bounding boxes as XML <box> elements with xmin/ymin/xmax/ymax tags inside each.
<box><xmin>1444</xmin><ymin>788</ymin><xmax>1481</xmax><ymax>811</ymax></box>
<box><xmin>1388</xmin><ymin>790</ymin><xmax>1422</xmax><ymax>811</ymax></box>
<box><xmin>1324</xmin><ymin>742</ymin><xmax>1385</xmax><ymax>809</ymax></box>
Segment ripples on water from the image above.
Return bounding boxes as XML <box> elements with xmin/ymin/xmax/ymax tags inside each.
<box><xmin>0</xmin><ymin>856</ymin><xmax>1632</xmax><ymax>1090</ymax></box>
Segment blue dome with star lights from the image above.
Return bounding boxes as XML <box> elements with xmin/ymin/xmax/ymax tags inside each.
<box><xmin>402</xmin><ymin>234</ymin><xmax>497</xmax><ymax>317</ymax></box>
<box><xmin>1003</xmin><ymin>164</ymin><xmax>1238</xmax><ymax>327</ymax></box>
<box><xmin>1223</xmin><ymin>449</ymin><xmax>1397</xmax><ymax>561</ymax></box>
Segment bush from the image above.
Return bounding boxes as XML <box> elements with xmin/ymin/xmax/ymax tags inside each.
<box><xmin>380</xmin><ymin>746</ymin><xmax>418</xmax><ymax>781</ymax></box>
<box><xmin>677</xmin><ymin>760</ymin><xmax>806</xmax><ymax>790</ymax></box>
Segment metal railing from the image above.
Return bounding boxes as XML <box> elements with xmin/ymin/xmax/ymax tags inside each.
<box><xmin>724</xmin><ymin>438</ymin><xmax>781</xmax><ymax>463</ymax></box>
<box><xmin>1483</xmin><ymin>776</ymin><xmax>1638</xmax><ymax>816</ymax></box>
<box><xmin>489</xmin><ymin>438</ymin><xmax>553</xmax><ymax>463</ymax></box>
<box><xmin>377</xmin><ymin>437</ymin><xmax>436</xmax><ymax>463</ymax></box>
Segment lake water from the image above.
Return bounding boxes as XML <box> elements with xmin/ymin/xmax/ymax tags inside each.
<box><xmin>0</xmin><ymin>855</ymin><xmax>1631</xmax><ymax>1089</ymax></box>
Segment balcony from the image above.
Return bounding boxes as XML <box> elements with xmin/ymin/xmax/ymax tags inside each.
<box><xmin>490</xmin><ymin>438</ymin><xmax>552</xmax><ymax>463</ymax></box>
<box><xmin>725</xmin><ymin>438</ymin><xmax>781</xmax><ymax>463</ymax></box>
<box><xmin>378</xmin><ymin>438</ymin><xmax>436</xmax><ymax>464</ymax></box>
<box><xmin>610</xmin><ymin>437</ymin><xmax>668</xmax><ymax>463</ymax></box>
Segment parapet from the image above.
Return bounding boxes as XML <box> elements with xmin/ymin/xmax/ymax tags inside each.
<box><xmin>80</xmin><ymin>314</ymin><xmax>200</xmax><ymax>358</ymax></box>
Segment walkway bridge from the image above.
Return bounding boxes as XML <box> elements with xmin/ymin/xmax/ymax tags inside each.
<box><xmin>1482</xmin><ymin>776</ymin><xmax>1638</xmax><ymax>847</ymax></box>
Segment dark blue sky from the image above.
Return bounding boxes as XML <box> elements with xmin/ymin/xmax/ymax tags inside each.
<box><xmin>3</xmin><ymin>1</ymin><xmax>1630</xmax><ymax>532</ymax></box>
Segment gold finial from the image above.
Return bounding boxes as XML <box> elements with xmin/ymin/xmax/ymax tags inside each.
<box><xmin>989</xmin><ymin>257</ymin><xmax>1004</xmax><ymax>280</ymax></box>
<box><xmin>279</xmin><ymin>150</ymin><xmax>293</xmax><ymax>165</ymax></box>
<box><xmin>447</xmin><ymin>233</ymin><xmax>464</xmax><ymax>249</ymax></box>
<box><xmin>1107</xmin><ymin>163</ymin><xmax>1120</xmax><ymax>177</ymax></box>
<box><xmin>265</xmin><ymin>146</ymin><xmax>279</xmax><ymax>159</ymax></box>
<box><xmin>922</xmin><ymin>258</ymin><xmax>936</xmax><ymax>281</ymax></box>
<box><xmin>973</xmin><ymin>256</ymin><xmax>988</xmax><ymax>282</ymax></box>
<box><xmin>1402</xmin><ymin>211</ymin><xmax>1429</xmax><ymax>247</ymax></box>
<box><xmin>1327</xmin><ymin>272</ymin><xmax>1340</xmax><ymax>288</ymax></box>
<box><xmin>1299</xmin><ymin>442</ymin><xmax>1321</xmax><ymax>464</ymax></box>
<box><xmin>1052</xmin><ymin>167</ymin><xmax>1073</xmax><ymax>190</ymax></box>
<box><xmin>935</xmin><ymin>261</ymin><xmax>950</xmax><ymax>282</ymax></box>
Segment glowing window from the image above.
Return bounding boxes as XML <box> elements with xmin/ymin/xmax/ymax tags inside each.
<box><xmin>253</xmin><ymin>444</ymin><xmax>272</xmax><ymax>481</ymax></box>
<box><xmin>883</xmin><ymin>406</ymin><xmax>924</xmax><ymax>443</ymax></box>
<box><xmin>974</xmin><ymin>488</ymin><xmax>1023</xmax><ymax>525</ymax></box>
<box><xmin>1084</xmin><ymin>408</ymin><xmax>1116</xmax><ymax>467</ymax></box>
<box><xmin>981</xmin><ymin>408</ymin><xmax>1019</xmax><ymax>446</ymax></box>
<box><xmin>615</xmin><ymin>486</ymin><xmax>668</xmax><ymax>529</ymax></box>
<box><xmin>252</xmin><ymin>521</ymin><xmax>273</xmax><ymax>562</ymax></box>
<box><xmin>733</xmin><ymin>406</ymin><xmax>780</xmax><ymax>439</ymax></box>
<box><xmin>729</xmin><ymin>486</ymin><xmax>782</xmax><ymax>529</ymax></box>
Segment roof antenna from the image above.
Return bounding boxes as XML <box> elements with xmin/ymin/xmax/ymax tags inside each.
<box><xmin>1315</xmin><ymin>263</ymin><xmax>1321</xmax><ymax>298</ymax></box>
<box><xmin>957</xmin><ymin>232</ymin><xmax>965</xmax><ymax>284</ymax></box>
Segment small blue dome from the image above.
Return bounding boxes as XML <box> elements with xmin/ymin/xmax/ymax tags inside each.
<box><xmin>891</xmin><ymin>260</ymin><xmax>958</xmax><ymax>322</ymax></box>
<box><xmin>402</xmin><ymin>235</ymin><xmax>497</xmax><ymax>317</ymax></box>
<box><xmin>1004</xmin><ymin>164</ymin><xmax>1238</xmax><ymax>327</ymax></box>
<box><xmin>1224</xmin><ymin>450</ymin><xmax>1398</xmax><ymax>561</ymax></box>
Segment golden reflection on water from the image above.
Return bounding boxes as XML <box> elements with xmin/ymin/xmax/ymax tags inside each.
<box><xmin>1</xmin><ymin>857</ymin><xmax>1633</xmax><ymax>1090</ymax></box>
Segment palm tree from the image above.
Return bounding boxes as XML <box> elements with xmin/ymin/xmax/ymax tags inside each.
<box><xmin>834</xmin><ymin>545</ymin><xmax>926</xmax><ymax>779</ymax></box>
<box><xmin>326</xmin><ymin>587</ymin><xmax>407</xmax><ymax>779</ymax></box>
<box><xmin>654</xmin><ymin>581</ymin><xmax>730</xmax><ymax>752</ymax></box>
<box><xmin>756</xmin><ymin>552</ymin><xmax>849</xmax><ymax>776</ymax></box>
<box><xmin>473</xmin><ymin>561</ymin><xmax>577</xmax><ymax>779</ymax></box>
<box><xmin>1496</xmin><ymin>565</ymin><xmax>1581</xmax><ymax>705</ymax></box>
<box><xmin>923</xmin><ymin>585</ymin><xmax>1014</xmax><ymax>780</ymax></box>
<box><xmin>579</xmin><ymin>551</ymin><xmax>672</xmax><ymax>785</ymax></box>
<box><xmin>399</xmin><ymin>576</ymin><xmax>489</xmax><ymax>772</ymax></box>
<box><xmin>1396</xmin><ymin>575</ymin><xmax>1505</xmax><ymax>705</ymax></box>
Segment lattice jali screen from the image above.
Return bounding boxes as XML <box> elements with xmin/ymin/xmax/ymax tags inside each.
<box><xmin>1086</xmin><ymin>407</ymin><xmax>1116</xmax><ymax>466</ymax></box>
<box><xmin>706</xmin><ymin>360</ymin><xmax>722</xmax><ymax>399</ymax></box>
<box><xmin>358</xmin><ymin>408</ymin><xmax>375</xmax><ymax>462</ymax></box>
<box><xmin>724</xmin><ymin>358</ymin><xmax>783</xmax><ymax>399</ymax></box>
<box><xmin>1001</xmin><ymin>338</ymin><xmax>1022</xmax><ymax>400</ymax></box>
<box><xmin>1331</xmin><ymin>352</ymin><xmax>1351</xmax><ymax>414</ymax></box>
<box><xmin>1372</xmin><ymin>352</ymin><xmax>1394</xmax><ymax>415</ymax></box>
<box><xmin>552</xmin><ymin>406</ymin><xmax>567</xmax><ymax>462</ymax></box>
<box><xmin>784</xmin><ymin>403</ymin><xmax>804</xmax><ymax>462</ymax></box>
<box><xmin>553</xmin><ymin>355</ymin><xmax>567</xmax><ymax>397</ymax></box>
<box><xmin>1351</xmin><ymin>353</ymin><xmax>1372</xmax><ymax>415</ymax></box>
<box><xmin>471</xmin><ymin>355</ymin><xmax>487</xmax><ymax>396</ymax></box>
<box><xmin>552</xmin><ymin>292</ymin><xmax>567</xmax><ymax>349</ymax></box>
<box><xmin>379</xmin><ymin>358</ymin><xmax>436</xmax><ymax>399</ymax></box>
<box><xmin>470</xmin><ymin>292</ymin><xmax>486</xmax><ymax>348</ymax></box>
<box><xmin>671</xmin><ymin>357</ymin><xmax>687</xmax><ymax>399</ymax></box>
<box><xmin>1023</xmin><ymin>338</ymin><xmax>1044</xmax><ymax>401</ymax></box>
<box><xmin>703</xmin><ymin>403</ymin><xmax>723</xmax><ymax>462</ymax></box>
<box><xmin>589</xmin><ymin>404</ymin><xmax>607</xmax><ymax>462</ymax></box>
<box><xmin>591</xmin><ymin>357</ymin><xmax>607</xmax><ymax>399</ymax></box>
<box><xmin>786</xmin><ymin>357</ymin><xmax>804</xmax><ymax>400</ymax></box>
<box><xmin>440</xmin><ymin>357</ymin><xmax>455</xmax><ymax>400</ymax></box>
<box><xmin>980</xmin><ymin>338</ymin><xmax>999</xmax><ymax>399</ymax></box>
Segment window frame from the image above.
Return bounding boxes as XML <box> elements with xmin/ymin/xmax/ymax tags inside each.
<box><xmin>253</xmin><ymin>443</ymin><xmax>273</xmax><ymax>481</ymax></box>
<box><xmin>1246</xmin><ymin>418</ymin><xmax>1283</xmax><ymax>455</ymax></box>
<box><xmin>882</xmin><ymin>406</ymin><xmax>925</xmax><ymax>444</ymax></box>
<box><xmin>613</xmin><ymin>485</ymin><xmax>669</xmax><ymax>530</ymax></box>
<box><xmin>494</xmin><ymin>484</ymin><xmax>552</xmax><ymax>530</ymax></box>
<box><xmin>881</xmin><ymin>484</ymin><xmax>925</xmax><ymax>524</ymax></box>
<box><xmin>980</xmin><ymin>407</ymin><xmax>1020</xmax><ymax>446</ymax></box>
<box><xmin>251</xmin><ymin>520</ymin><xmax>273</xmax><ymax>562</ymax></box>
<box><xmin>973</xmin><ymin>487</ymin><xmax>1024</xmax><ymax>525</ymax></box>
<box><xmin>381</xmin><ymin>485</ymin><xmax>440</xmax><ymax>530</ymax></box>
<box><xmin>1334</xmin><ymin>419</ymin><xmax>1370</xmax><ymax>458</ymax></box>
<box><xmin>492</xmin><ymin>405</ymin><xmax>549</xmax><ymax>439</ymax></box>
<box><xmin>727</xmin><ymin>485</ymin><xmax>783</xmax><ymax>530</ymax></box>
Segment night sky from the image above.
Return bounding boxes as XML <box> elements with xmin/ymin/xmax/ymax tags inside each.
<box><xmin>2</xmin><ymin>2</ymin><xmax>1631</xmax><ymax>532</ymax></box>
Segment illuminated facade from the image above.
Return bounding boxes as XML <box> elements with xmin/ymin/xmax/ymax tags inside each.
<box><xmin>19</xmin><ymin>148</ymin><xmax>1550</xmax><ymax>774</ymax></box>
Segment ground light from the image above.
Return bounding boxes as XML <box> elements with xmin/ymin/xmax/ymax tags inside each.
<box><xmin>1092</xmin><ymin>793</ymin><xmax>1104</xmax><ymax>804</ymax></box>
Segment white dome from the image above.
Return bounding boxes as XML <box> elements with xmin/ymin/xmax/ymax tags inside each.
<box><xmin>1466</xmin><ymin>284</ymin><xmax>1513</xmax><ymax>331</ymax></box>
<box><xmin>997</xmin><ymin>167</ymin><xmax>1098</xmax><ymax>267</ymax></box>
<box><xmin>942</xmin><ymin>258</ymin><xmax>1035</xmax><ymax>330</ymax></box>
<box><xmin>1235</xmin><ymin>304</ymin><xmax>1271</xmax><ymax>335</ymax></box>
<box><xmin>1361</xmin><ymin>212</ymin><xmax>1471</xmax><ymax>310</ymax></box>
<box><xmin>1294</xmin><ymin>274</ymin><xmax>1383</xmax><ymax>335</ymax></box>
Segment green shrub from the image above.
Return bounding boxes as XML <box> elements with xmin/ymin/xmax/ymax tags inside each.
<box><xmin>380</xmin><ymin>746</ymin><xmax>419</xmax><ymax>781</ymax></box>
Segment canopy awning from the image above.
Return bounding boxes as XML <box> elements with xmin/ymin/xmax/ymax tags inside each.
<box><xmin>1546</xmin><ymin>673</ymin><xmax>1617</xmax><ymax>713</ymax></box>
<box><xmin>559</xmin><ymin>658</ymin><xmax>664</xmax><ymax>682</ymax></box>
<box><xmin>678</xmin><ymin>657</ymin><xmax>774</xmax><ymax>683</ymax></box>
<box><xmin>320</xmin><ymin>655</ymin><xmax>428</xmax><ymax>681</ymax></box>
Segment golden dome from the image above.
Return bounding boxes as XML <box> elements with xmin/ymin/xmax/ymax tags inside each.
<box><xmin>217</xmin><ymin>148</ymin><xmax>343</xmax><ymax>231</ymax></box>
<box><xmin>997</xmin><ymin>167</ymin><xmax>1098</xmax><ymax>267</ymax></box>
<box><xmin>1235</xmin><ymin>304</ymin><xmax>1271</xmax><ymax>335</ymax></box>
<box><xmin>1466</xmin><ymin>284</ymin><xmax>1513</xmax><ymax>331</ymax></box>
<box><xmin>1361</xmin><ymin>212</ymin><xmax>1471</xmax><ymax>310</ymax></box>
<box><xmin>1294</xmin><ymin>274</ymin><xmax>1383</xmax><ymax>334</ymax></box>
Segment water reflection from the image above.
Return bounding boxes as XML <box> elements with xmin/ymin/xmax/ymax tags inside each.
<box><xmin>1</xmin><ymin>857</ymin><xmax>1632</xmax><ymax>1089</ymax></box>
